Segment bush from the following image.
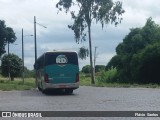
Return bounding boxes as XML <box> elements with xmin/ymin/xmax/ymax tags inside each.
<box><xmin>0</xmin><ymin>80</ymin><xmax>4</xmax><ymax>83</ymax></box>
<box><xmin>97</xmin><ymin>67</ymin><xmax>118</xmax><ymax>83</ymax></box>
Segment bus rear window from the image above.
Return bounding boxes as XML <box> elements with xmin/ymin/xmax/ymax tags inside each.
<box><xmin>45</xmin><ymin>52</ymin><xmax>78</xmax><ymax>66</ymax></box>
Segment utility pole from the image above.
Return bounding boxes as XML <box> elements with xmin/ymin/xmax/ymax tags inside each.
<box><xmin>22</xmin><ymin>28</ymin><xmax>33</xmax><ymax>84</ymax></box>
<box><xmin>34</xmin><ymin>16</ymin><xmax>38</xmax><ymax>87</ymax></box>
<box><xmin>34</xmin><ymin>16</ymin><xmax>47</xmax><ymax>87</ymax></box>
<box><xmin>8</xmin><ymin>42</ymin><xmax>10</xmax><ymax>81</ymax></box>
<box><xmin>34</xmin><ymin>16</ymin><xmax>47</xmax><ymax>64</ymax></box>
<box><xmin>22</xmin><ymin>28</ymin><xmax>24</xmax><ymax>84</ymax></box>
<box><xmin>34</xmin><ymin>16</ymin><xmax>37</xmax><ymax>63</ymax></box>
<box><xmin>94</xmin><ymin>46</ymin><xmax>98</xmax><ymax>81</ymax></box>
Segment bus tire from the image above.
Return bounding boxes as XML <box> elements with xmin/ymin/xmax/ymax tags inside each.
<box><xmin>42</xmin><ymin>89</ymin><xmax>47</xmax><ymax>94</ymax></box>
<box><xmin>65</xmin><ymin>89</ymin><xmax>73</xmax><ymax>94</ymax></box>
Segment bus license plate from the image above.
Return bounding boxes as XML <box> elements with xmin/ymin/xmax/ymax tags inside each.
<box><xmin>59</xmin><ymin>85</ymin><xmax>66</xmax><ymax>88</ymax></box>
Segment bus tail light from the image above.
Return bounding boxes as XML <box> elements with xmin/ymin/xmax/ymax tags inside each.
<box><xmin>44</xmin><ymin>74</ymin><xmax>49</xmax><ymax>83</ymax></box>
<box><xmin>76</xmin><ymin>73</ymin><xmax>79</xmax><ymax>82</ymax></box>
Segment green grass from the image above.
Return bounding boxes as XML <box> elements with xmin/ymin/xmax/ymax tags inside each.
<box><xmin>1</xmin><ymin>75</ymin><xmax>160</xmax><ymax>91</ymax></box>
<box><xmin>79</xmin><ymin>74</ymin><xmax>160</xmax><ymax>88</ymax></box>
<box><xmin>79</xmin><ymin>74</ymin><xmax>93</xmax><ymax>86</ymax></box>
<box><xmin>0</xmin><ymin>77</ymin><xmax>36</xmax><ymax>91</ymax></box>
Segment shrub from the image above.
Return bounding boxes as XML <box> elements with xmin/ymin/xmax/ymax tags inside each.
<box><xmin>97</xmin><ymin>67</ymin><xmax>118</xmax><ymax>83</ymax></box>
<box><xmin>0</xmin><ymin>80</ymin><xmax>4</xmax><ymax>83</ymax></box>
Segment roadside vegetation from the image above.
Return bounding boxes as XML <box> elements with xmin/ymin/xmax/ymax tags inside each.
<box><xmin>0</xmin><ymin>74</ymin><xmax>159</xmax><ymax>91</ymax></box>
<box><xmin>80</xmin><ymin>73</ymin><xmax>160</xmax><ymax>88</ymax></box>
<box><xmin>81</xmin><ymin>18</ymin><xmax>160</xmax><ymax>88</ymax></box>
<box><xmin>106</xmin><ymin>18</ymin><xmax>160</xmax><ymax>84</ymax></box>
<box><xmin>0</xmin><ymin>78</ymin><xmax>35</xmax><ymax>91</ymax></box>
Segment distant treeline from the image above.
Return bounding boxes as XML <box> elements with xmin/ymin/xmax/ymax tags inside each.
<box><xmin>81</xmin><ymin>65</ymin><xmax>105</xmax><ymax>73</ymax></box>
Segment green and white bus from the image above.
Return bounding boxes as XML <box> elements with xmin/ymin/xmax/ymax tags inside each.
<box><xmin>34</xmin><ymin>51</ymin><xmax>79</xmax><ymax>94</ymax></box>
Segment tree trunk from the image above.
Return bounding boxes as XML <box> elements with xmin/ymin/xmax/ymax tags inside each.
<box><xmin>11</xmin><ymin>77</ymin><xmax>14</xmax><ymax>81</ymax></box>
<box><xmin>88</xmin><ymin>24</ymin><xmax>95</xmax><ymax>84</ymax></box>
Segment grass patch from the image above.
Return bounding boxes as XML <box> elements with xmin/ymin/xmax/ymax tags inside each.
<box><xmin>80</xmin><ymin>75</ymin><xmax>160</xmax><ymax>88</ymax></box>
<box><xmin>0</xmin><ymin>78</ymin><xmax>36</xmax><ymax>91</ymax></box>
<box><xmin>1</xmin><ymin>75</ymin><xmax>160</xmax><ymax>91</ymax></box>
<box><xmin>79</xmin><ymin>74</ymin><xmax>92</xmax><ymax>86</ymax></box>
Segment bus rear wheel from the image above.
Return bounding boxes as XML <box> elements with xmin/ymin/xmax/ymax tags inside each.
<box><xmin>65</xmin><ymin>89</ymin><xmax>73</xmax><ymax>94</ymax></box>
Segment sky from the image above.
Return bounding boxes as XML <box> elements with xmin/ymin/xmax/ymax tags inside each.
<box><xmin>0</xmin><ymin>0</ymin><xmax>160</xmax><ymax>70</ymax></box>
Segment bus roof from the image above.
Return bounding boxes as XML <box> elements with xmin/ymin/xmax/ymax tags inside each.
<box><xmin>46</xmin><ymin>50</ymin><xmax>77</xmax><ymax>53</ymax></box>
<box><xmin>36</xmin><ymin>51</ymin><xmax>78</xmax><ymax>61</ymax></box>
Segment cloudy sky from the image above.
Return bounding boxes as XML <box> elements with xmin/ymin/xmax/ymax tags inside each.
<box><xmin>0</xmin><ymin>0</ymin><xmax>160</xmax><ymax>70</ymax></box>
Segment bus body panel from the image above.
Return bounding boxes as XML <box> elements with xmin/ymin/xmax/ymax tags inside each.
<box><xmin>45</xmin><ymin>64</ymin><xmax>79</xmax><ymax>84</ymax></box>
<box><xmin>35</xmin><ymin>51</ymin><xmax>79</xmax><ymax>92</ymax></box>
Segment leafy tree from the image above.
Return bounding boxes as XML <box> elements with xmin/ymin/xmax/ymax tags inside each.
<box><xmin>78</xmin><ymin>46</ymin><xmax>89</xmax><ymax>59</ymax></box>
<box><xmin>95</xmin><ymin>65</ymin><xmax>105</xmax><ymax>72</ymax></box>
<box><xmin>106</xmin><ymin>55</ymin><xmax>122</xmax><ymax>70</ymax></box>
<box><xmin>82</xmin><ymin>65</ymin><xmax>91</xmax><ymax>74</ymax></box>
<box><xmin>131</xmin><ymin>43</ymin><xmax>160</xmax><ymax>83</ymax></box>
<box><xmin>106</xmin><ymin>18</ymin><xmax>160</xmax><ymax>83</ymax></box>
<box><xmin>56</xmin><ymin>0</ymin><xmax>125</xmax><ymax>84</ymax></box>
<box><xmin>0</xmin><ymin>20</ymin><xmax>17</xmax><ymax>57</ymax></box>
<box><xmin>1</xmin><ymin>54</ymin><xmax>22</xmax><ymax>80</ymax></box>
<box><xmin>82</xmin><ymin>64</ymin><xmax>105</xmax><ymax>73</ymax></box>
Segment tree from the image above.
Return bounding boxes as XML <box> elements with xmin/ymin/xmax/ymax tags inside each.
<box><xmin>0</xmin><ymin>20</ymin><xmax>17</xmax><ymax>57</ymax></box>
<box><xmin>1</xmin><ymin>54</ymin><xmax>22</xmax><ymax>80</ymax></box>
<box><xmin>82</xmin><ymin>64</ymin><xmax>105</xmax><ymax>73</ymax></box>
<box><xmin>56</xmin><ymin>0</ymin><xmax>125</xmax><ymax>84</ymax></box>
<box><xmin>78</xmin><ymin>46</ymin><xmax>89</xmax><ymax>59</ymax></box>
<box><xmin>105</xmin><ymin>55</ymin><xmax>122</xmax><ymax>70</ymax></box>
<box><xmin>95</xmin><ymin>65</ymin><xmax>105</xmax><ymax>73</ymax></box>
<box><xmin>106</xmin><ymin>18</ymin><xmax>160</xmax><ymax>83</ymax></box>
<box><xmin>131</xmin><ymin>43</ymin><xmax>160</xmax><ymax>83</ymax></box>
<box><xmin>82</xmin><ymin>65</ymin><xmax>91</xmax><ymax>74</ymax></box>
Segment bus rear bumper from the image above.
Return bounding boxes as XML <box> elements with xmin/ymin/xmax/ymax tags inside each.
<box><xmin>43</xmin><ymin>82</ymin><xmax>79</xmax><ymax>90</ymax></box>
